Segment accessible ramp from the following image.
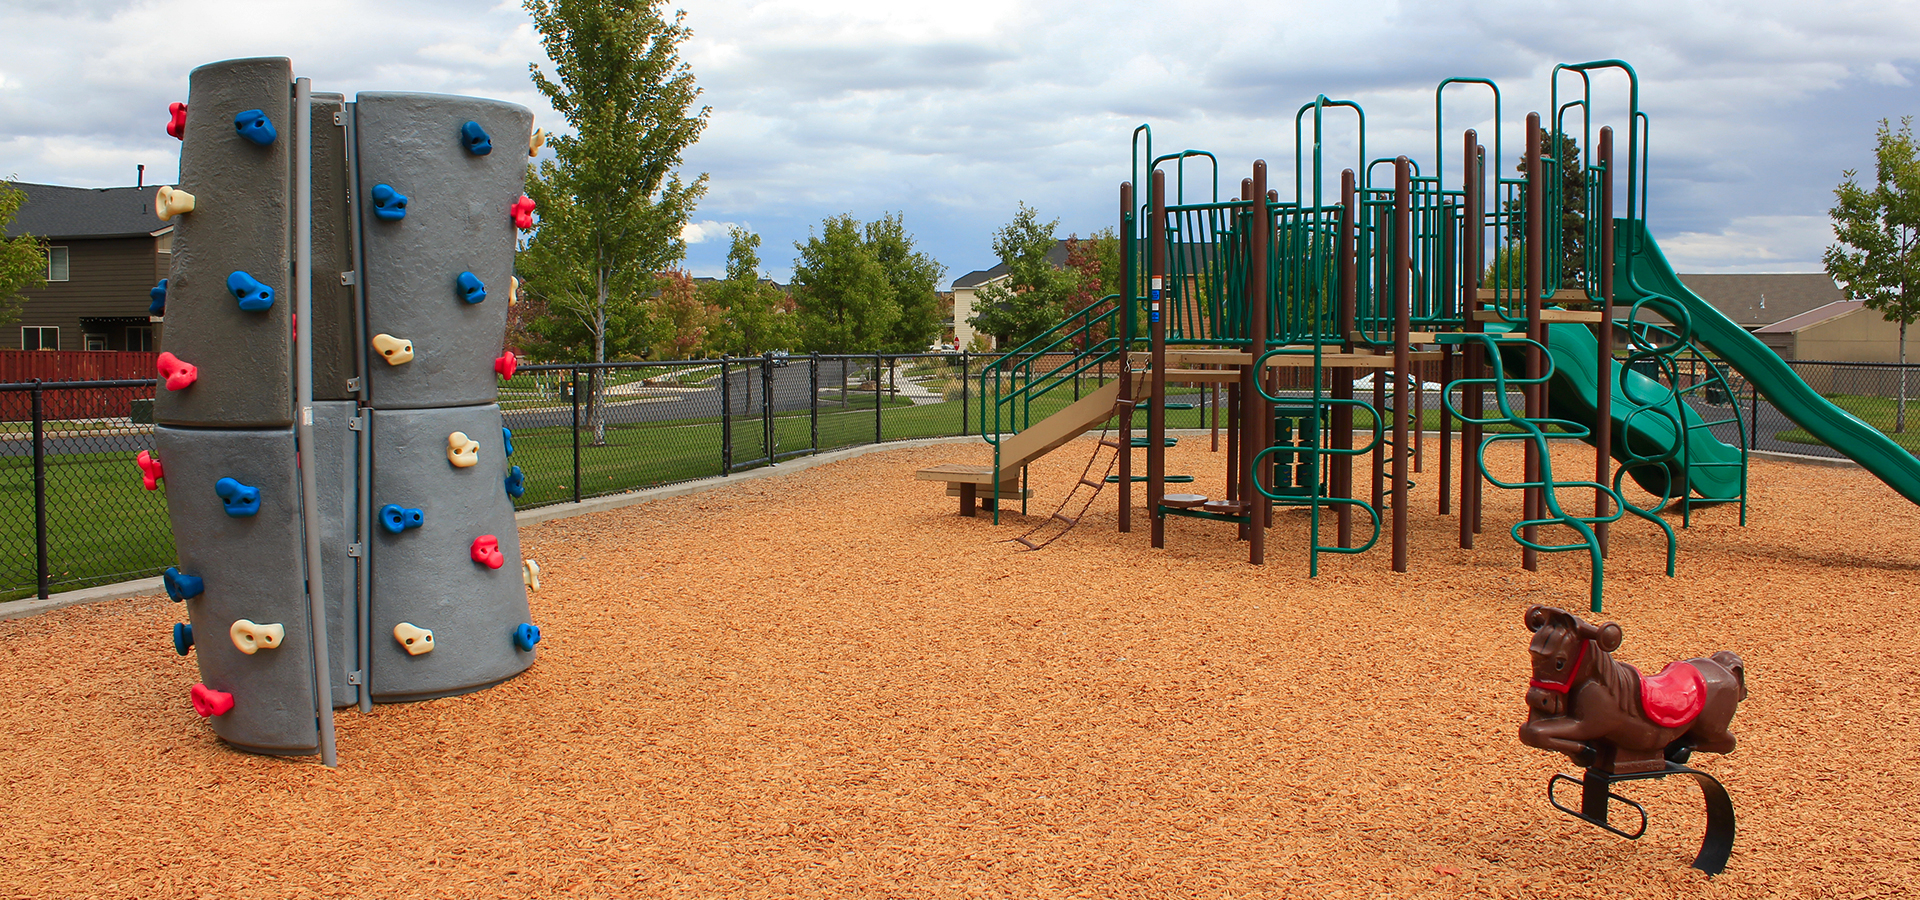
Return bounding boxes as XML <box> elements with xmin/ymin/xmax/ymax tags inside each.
<box><xmin>1612</xmin><ymin>218</ymin><xmax>1920</xmax><ymax>506</ymax></box>
<box><xmin>916</xmin><ymin>373</ymin><xmax>1145</xmax><ymax>515</ymax></box>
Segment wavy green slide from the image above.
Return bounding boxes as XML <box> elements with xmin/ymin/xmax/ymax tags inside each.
<box><xmin>1608</xmin><ymin>218</ymin><xmax>1920</xmax><ymax>505</ymax></box>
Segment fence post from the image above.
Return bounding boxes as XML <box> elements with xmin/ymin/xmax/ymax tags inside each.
<box><xmin>721</xmin><ymin>356</ymin><xmax>733</xmax><ymax>476</ymax></box>
<box><xmin>762</xmin><ymin>353</ymin><xmax>774</xmax><ymax>465</ymax></box>
<box><xmin>570</xmin><ymin>369</ymin><xmax>582</xmax><ymax>504</ymax></box>
<box><xmin>961</xmin><ymin>350</ymin><xmax>970</xmax><ymax>436</ymax></box>
<box><xmin>32</xmin><ymin>379</ymin><xmax>48</xmax><ymax>599</ymax></box>
<box><xmin>809</xmin><ymin>353</ymin><xmax>819</xmax><ymax>454</ymax></box>
<box><xmin>875</xmin><ymin>351</ymin><xmax>884</xmax><ymax>446</ymax></box>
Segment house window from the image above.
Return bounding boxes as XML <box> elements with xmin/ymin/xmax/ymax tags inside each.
<box><xmin>22</xmin><ymin>326</ymin><xmax>58</xmax><ymax>351</ymax></box>
<box><xmin>84</xmin><ymin>333</ymin><xmax>107</xmax><ymax>351</ymax></box>
<box><xmin>126</xmin><ymin>326</ymin><xmax>154</xmax><ymax>352</ymax></box>
<box><xmin>46</xmin><ymin>247</ymin><xmax>69</xmax><ymax>282</ymax></box>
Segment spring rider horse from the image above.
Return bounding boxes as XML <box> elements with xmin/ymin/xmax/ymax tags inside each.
<box><xmin>1520</xmin><ymin>605</ymin><xmax>1748</xmax><ymax>875</ymax></box>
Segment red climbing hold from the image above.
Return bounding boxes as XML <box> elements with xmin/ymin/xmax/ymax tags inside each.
<box><xmin>136</xmin><ymin>450</ymin><xmax>164</xmax><ymax>491</ymax></box>
<box><xmin>510</xmin><ymin>194</ymin><xmax>536</xmax><ymax>230</ymax></box>
<box><xmin>167</xmin><ymin>102</ymin><xmax>188</xmax><ymax>140</ymax></box>
<box><xmin>157</xmin><ymin>351</ymin><xmax>198</xmax><ymax>391</ymax></box>
<box><xmin>190</xmin><ymin>683</ymin><xmax>234</xmax><ymax>717</ymax></box>
<box><xmin>494</xmin><ymin>350</ymin><xmax>517</xmax><ymax>380</ymax></box>
<box><xmin>470</xmin><ymin>535</ymin><xmax>505</xmax><ymax>569</ymax></box>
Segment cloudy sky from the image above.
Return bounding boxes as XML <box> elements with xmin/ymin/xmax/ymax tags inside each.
<box><xmin>1</xmin><ymin>0</ymin><xmax>1914</xmax><ymax>285</ymax></box>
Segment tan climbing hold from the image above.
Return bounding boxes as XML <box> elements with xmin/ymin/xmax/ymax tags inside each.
<box><xmin>529</xmin><ymin>128</ymin><xmax>546</xmax><ymax>157</ymax></box>
<box><xmin>447</xmin><ymin>432</ymin><xmax>479</xmax><ymax>468</ymax></box>
<box><xmin>371</xmin><ymin>333</ymin><xmax>414</xmax><ymax>366</ymax></box>
<box><xmin>522</xmin><ymin>558</ymin><xmax>541</xmax><ymax>591</ymax></box>
<box><xmin>394</xmin><ymin>622</ymin><xmax>434</xmax><ymax>656</ymax></box>
<box><xmin>155</xmin><ymin>186</ymin><xmax>196</xmax><ymax>221</ymax></box>
<box><xmin>229</xmin><ymin>619</ymin><xmax>284</xmax><ymax>655</ymax></box>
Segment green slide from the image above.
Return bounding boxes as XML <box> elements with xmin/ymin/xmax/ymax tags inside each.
<box><xmin>1611</xmin><ymin>218</ymin><xmax>1920</xmax><ymax>506</ymax></box>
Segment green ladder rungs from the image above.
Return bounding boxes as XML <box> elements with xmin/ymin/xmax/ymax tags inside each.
<box><xmin>1106</xmin><ymin>475</ymin><xmax>1195</xmax><ymax>484</ymax></box>
<box><xmin>1130</xmin><ymin>437</ymin><xmax>1178</xmax><ymax>447</ymax></box>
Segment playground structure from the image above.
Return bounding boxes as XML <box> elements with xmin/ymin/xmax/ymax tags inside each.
<box><xmin>927</xmin><ymin>59</ymin><xmax>1920</xmax><ymax>613</ymax></box>
<box><xmin>143</xmin><ymin>58</ymin><xmax>541</xmax><ymax>762</ymax></box>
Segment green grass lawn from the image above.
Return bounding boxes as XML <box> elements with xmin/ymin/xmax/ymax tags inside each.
<box><xmin>1773</xmin><ymin>394</ymin><xmax>1920</xmax><ymax>454</ymax></box>
<box><xmin>0</xmin><ymin>451</ymin><xmax>175</xmax><ymax>601</ymax></box>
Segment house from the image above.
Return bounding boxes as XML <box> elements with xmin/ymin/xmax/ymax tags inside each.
<box><xmin>950</xmin><ymin>240</ymin><xmax>1072</xmax><ymax>351</ymax></box>
<box><xmin>3</xmin><ymin>181</ymin><xmax>171</xmax><ymax>351</ymax></box>
<box><xmin>1756</xmin><ymin>299</ymin><xmax>1911</xmax><ymax>363</ymax></box>
<box><xmin>1674</xmin><ymin>273</ymin><xmax>1848</xmax><ymax>331</ymax></box>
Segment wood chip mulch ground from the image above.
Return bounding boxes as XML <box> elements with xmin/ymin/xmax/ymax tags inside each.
<box><xmin>2</xmin><ymin>436</ymin><xmax>1916</xmax><ymax>899</ymax></box>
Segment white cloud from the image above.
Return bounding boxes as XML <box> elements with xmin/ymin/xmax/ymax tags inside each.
<box><xmin>680</xmin><ymin>220</ymin><xmax>737</xmax><ymax>245</ymax></box>
<box><xmin>1656</xmin><ymin>215</ymin><xmax>1834</xmax><ymax>274</ymax></box>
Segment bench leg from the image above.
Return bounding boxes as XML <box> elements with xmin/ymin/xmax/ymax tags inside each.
<box><xmin>960</xmin><ymin>483</ymin><xmax>977</xmax><ymax>517</ymax></box>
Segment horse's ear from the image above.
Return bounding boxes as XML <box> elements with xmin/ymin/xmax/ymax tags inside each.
<box><xmin>1595</xmin><ymin>622</ymin><xmax>1623</xmax><ymax>652</ymax></box>
<box><xmin>1525</xmin><ymin>605</ymin><xmax>1551</xmax><ymax>632</ymax></box>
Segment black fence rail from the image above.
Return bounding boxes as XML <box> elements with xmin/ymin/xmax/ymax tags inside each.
<box><xmin>5</xmin><ymin>354</ymin><xmax>1912</xmax><ymax>602</ymax></box>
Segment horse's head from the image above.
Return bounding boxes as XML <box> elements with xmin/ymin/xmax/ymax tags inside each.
<box><xmin>1525</xmin><ymin>605</ymin><xmax>1623</xmax><ymax>693</ymax></box>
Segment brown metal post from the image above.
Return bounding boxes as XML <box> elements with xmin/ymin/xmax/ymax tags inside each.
<box><xmin>1335</xmin><ymin>169</ymin><xmax>1357</xmax><ymax>548</ymax></box>
<box><xmin>1523</xmin><ymin>113</ymin><xmax>1544</xmax><ymax>571</ymax></box>
<box><xmin>1392</xmin><ymin>156</ymin><xmax>1412</xmax><ymax>573</ymax></box>
<box><xmin>1248</xmin><ymin>161</ymin><xmax>1272</xmax><ymax>565</ymax></box>
<box><xmin>1460</xmin><ymin>131</ymin><xmax>1483</xmax><ymax>548</ymax></box>
<box><xmin>1596</xmin><ymin>126</ymin><xmax>1616</xmax><ymax>555</ymax></box>
<box><xmin>1119</xmin><ymin>182</ymin><xmax>1134</xmax><ymax>533</ymax></box>
<box><xmin>1470</xmin><ymin>141</ymin><xmax>1488</xmax><ymax>538</ymax></box>
<box><xmin>1439</xmin><ymin>201</ymin><xmax>1455</xmax><ymax>515</ymax></box>
<box><xmin>1236</xmin><ymin>176</ymin><xmax>1255</xmax><ymax>543</ymax></box>
<box><xmin>1149</xmin><ymin>169</ymin><xmax>1168</xmax><ymax>548</ymax></box>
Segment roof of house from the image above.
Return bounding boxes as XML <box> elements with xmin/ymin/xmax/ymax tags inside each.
<box><xmin>1754</xmin><ymin>300</ymin><xmax>1865</xmax><ymax>334</ymax></box>
<box><xmin>951</xmin><ymin>240</ymin><xmax>1073</xmax><ymax>290</ymax></box>
<box><xmin>1676</xmin><ymin>273</ymin><xmax>1846</xmax><ymax>329</ymax></box>
<box><xmin>4</xmin><ymin>181</ymin><xmax>169</xmax><ymax>240</ymax></box>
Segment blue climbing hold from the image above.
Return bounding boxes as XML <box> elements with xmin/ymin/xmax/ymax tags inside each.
<box><xmin>370</xmin><ymin>184</ymin><xmax>408</xmax><ymax>221</ymax></box>
<box><xmin>379</xmin><ymin>503</ymin><xmax>425</xmax><ymax>534</ymax></box>
<box><xmin>233</xmin><ymin>109</ymin><xmax>277</xmax><ymax>146</ymax></box>
<box><xmin>149</xmin><ymin>279</ymin><xmax>167</xmax><ymax>316</ymax></box>
<box><xmin>501</xmin><ymin>427</ymin><xmax>514</xmax><ymax>456</ymax></box>
<box><xmin>214</xmin><ymin>477</ymin><xmax>260</xmax><ymax>517</ymax></box>
<box><xmin>226</xmin><ymin>271</ymin><xmax>274</xmax><ymax>311</ymax></box>
<box><xmin>173</xmin><ymin>622</ymin><xmax>194</xmax><ymax>656</ymax></box>
<box><xmin>460</xmin><ymin>120</ymin><xmax>492</xmax><ymax>156</ymax></box>
<box><xmin>162</xmin><ymin>566</ymin><xmax>204</xmax><ymax>602</ymax></box>
<box><xmin>504</xmin><ymin>465</ymin><xmax>526</xmax><ymax>498</ymax></box>
<box><xmin>513</xmin><ymin>623</ymin><xmax>541</xmax><ymax>652</ymax></box>
<box><xmin>456</xmin><ymin>271</ymin><xmax>487</xmax><ymax>304</ymax></box>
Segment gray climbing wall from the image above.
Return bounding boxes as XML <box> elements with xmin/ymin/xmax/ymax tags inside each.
<box><xmin>155</xmin><ymin>57</ymin><xmax>294</xmax><ymax>428</ymax></box>
<box><xmin>309</xmin><ymin>93</ymin><xmax>359</xmax><ymax>402</ymax></box>
<box><xmin>368</xmin><ymin>404</ymin><xmax>534</xmax><ymax>702</ymax></box>
<box><xmin>157</xmin><ymin>425</ymin><xmax>316</xmax><ymax>755</ymax></box>
<box><xmin>311</xmin><ymin>401</ymin><xmax>361</xmax><ymax>706</ymax></box>
<box><xmin>355</xmin><ymin>93</ymin><xmax>532</xmax><ymax>410</ymax></box>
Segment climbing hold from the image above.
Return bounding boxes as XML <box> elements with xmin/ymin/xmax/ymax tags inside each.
<box><xmin>156</xmin><ymin>352</ymin><xmax>198</xmax><ymax>391</ymax></box>
<box><xmin>522</xmin><ymin>558</ymin><xmax>541</xmax><ymax>591</ymax></box>
<box><xmin>149</xmin><ymin>279</ymin><xmax>167</xmax><ymax>317</ymax></box>
<box><xmin>457</xmin><ymin>271</ymin><xmax>487</xmax><ymax>304</ymax></box>
<box><xmin>510</xmin><ymin>194</ymin><xmax>536</xmax><ymax>229</ymax></box>
<box><xmin>378</xmin><ymin>503</ymin><xmax>425</xmax><ymax>534</ymax></box>
<box><xmin>508</xmin><ymin>275</ymin><xmax>519</xmax><ymax>306</ymax></box>
<box><xmin>501</xmin><ymin>427</ymin><xmax>515</xmax><ymax>456</ymax></box>
<box><xmin>371</xmin><ymin>333</ymin><xmax>414</xmax><ymax>366</ymax></box>
<box><xmin>214</xmin><ymin>477</ymin><xmax>261</xmax><ymax>517</ymax></box>
<box><xmin>494</xmin><ymin>351</ymin><xmax>517</xmax><ymax>380</ymax></box>
<box><xmin>447</xmin><ymin>432</ymin><xmax>480</xmax><ymax>467</ymax></box>
<box><xmin>154</xmin><ymin>186</ymin><xmax>195</xmax><ymax>221</ymax></box>
<box><xmin>393</xmin><ymin>622</ymin><xmax>434</xmax><ymax>656</ymax></box>
<box><xmin>470</xmin><ymin>534</ymin><xmax>505</xmax><ymax>569</ymax></box>
<box><xmin>226</xmin><ymin>271</ymin><xmax>274</xmax><ymax>311</ymax></box>
<box><xmin>504</xmin><ymin>465</ymin><xmax>525</xmax><ymax>498</ymax></box>
<box><xmin>162</xmin><ymin>566</ymin><xmax>202</xmax><ymax>601</ymax></box>
<box><xmin>190</xmin><ymin>683</ymin><xmax>234</xmax><ymax>717</ymax></box>
<box><xmin>528</xmin><ymin>128</ymin><xmax>546</xmax><ymax>157</ymax></box>
<box><xmin>172</xmin><ymin>622</ymin><xmax>193</xmax><ymax>656</ymax></box>
<box><xmin>166</xmin><ymin>102</ymin><xmax>188</xmax><ymax>140</ymax></box>
<box><xmin>460</xmin><ymin>120</ymin><xmax>493</xmax><ymax>155</ymax></box>
<box><xmin>136</xmin><ymin>450</ymin><xmax>166</xmax><ymax>491</ymax></box>
<box><xmin>513</xmin><ymin>623</ymin><xmax>541</xmax><ymax>652</ymax></box>
<box><xmin>233</xmin><ymin>109</ymin><xmax>277</xmax><ymax>146</ymax></box>
<box><xmin>228</xmin><ymin>619</ymin><xmax>284</xmax><ymax>655</ymax></box>
<box><xmin>370</xmin><ymin>183</ymin><xmax>408</xmax><ymax>221</ymax></box>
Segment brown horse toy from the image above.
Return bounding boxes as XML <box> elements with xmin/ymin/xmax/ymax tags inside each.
<box><xmin>1520</xmin><ymin>605</ymin><xmax>1747</xmax><ymax>774</ymax></box>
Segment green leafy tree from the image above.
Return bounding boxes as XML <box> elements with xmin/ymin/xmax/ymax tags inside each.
<box><xmin>0</xmin><ymin>181</ymin><xmax>48</xmax><ymax>329</ymax></box>
<box><xmin>791</xmin><ymin>214</ymin><xmax>894</xmax><ymax>354</ymax></box>
<box><xmin>653</xmin><ymin>269</ymin><xmax>712</xmax><ymax>360</ymax></box>
<box><xmin>968</xmin><ymin>203</ymin><xmax>1081</xmax><ymax>347</ymax></box>
<box><xmin>516</xmin><ymin>0</ymin><xmax>709</xmax><ymax>443</ymax></box>
<box><xmin>865</xmin><ymin>213</ymin><xmax>946</xmax><ymax>353</ymax></box>
<box><xmin>703</xmin><ymin>227</ymin><xmax>795</xmax><ymax>356</ymax></box>
<box><xmin>1825</xmin><ymin>116</ymin><xmax>1920</xmax><ymax>432</ymax></box>
<box><xmin>1493</xmin><ymin>130</ymin><xmax>1586</xmax><ymax>291</ymax></box>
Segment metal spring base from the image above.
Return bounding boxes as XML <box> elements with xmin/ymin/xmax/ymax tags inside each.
<box><xmin>1547</xmin><ymin>761</ymin><xmax>1735</xmax><ymax>875</ymax></box>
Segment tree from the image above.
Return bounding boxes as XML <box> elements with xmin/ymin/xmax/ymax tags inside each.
<box><xmin>653</xmin><ymin>270</ymin><xmax>712</xmax><ymax>360</ymax></box>
<box><xmin>0</xmin><ymin>181</ymin><xmax>47</xmax><ymax>328</ymax></box>
<box><xmin>1825</xmin><ymin>116</ymin><xmax>1920</xmax><ymax>433</ymax></box>
<box><xmin>791</xmin><ymin>214</ymin><xmax>894</xmax><ymax>354</ymax></box>
<box><xmin>968</xmin><ymin>203</ymin><xmax>1082</xmax><ymax>347</ymax></box>
<box><xmin>865</xmin><ymin>213</ymin><xmax>946</xmax><ymax>353</ymax></box>
<box><xmin>517</xmin><ymin>0</ymin><xmax>710</xmax><ymax>443</ymax></box>
<box><xmin>703</xmin><ymin>227</ymin><xmax>795</xmax><ymax>356</ymax></box>
<box><xmin>1492</xmin><ymin>129</ymin><xmax>1586</xmax><ymax>291</ymax></box>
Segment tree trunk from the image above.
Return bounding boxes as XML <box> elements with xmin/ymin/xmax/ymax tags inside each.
<box><xmin>591</xmin><ymin>260</ymin><xmax>608</xmax><ymax>446</ymax></box>
<box><xmin>1899</xmin><ymin>318</ymin><xmax>1908</xmax><ymax>434</ymax></box>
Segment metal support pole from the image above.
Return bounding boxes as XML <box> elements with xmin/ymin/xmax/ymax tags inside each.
<box><xmin>720</xmin><ymin>358</ymin><xmax>732</xmax><ymax>475</ymax></box>
<box><xmin>1336</xmin><ymin>169</ymin><xmax>1357</xmax><ymax>548</ymax></box>
<box><xmin>1248</xmin><ymin>162</ymin><xmax>1272</xmax><ymax>565</ymax></box>
<box><xmin>31</xmin><ymin>380</ymin><xmax>47</xmax><ymax>599</ymax></box>
<box><xmin>571</xmin><ymin>369</ymin><xmax>582</xmax><ymax>501</ymax></box>
<box><xmin>762</xmin><ymin>354</ymin><xmax>774</xmax><ymax>464</ymax></box>
<box><xmin>875</xmin><ymin>351</ymin><xmax>884</xmax><ymax>446</ymax></box>
<box><xmin>292</xmin><ymin>76</ymin><xmax>339</xmax><ymax>767</ymax></box>
<box><xmin>960</xmin><ymin>350</ymin><xmax>970</xmax><ymax>436</ymax></box>
<box><xmin>1523</xmin><ymin>114</ymin><xmax>1544</xmax><ymax>572</ymax></box>
<box><xmin>1392</xmin><ymin>157</ymin><xmax>1412</xmax><ymax>574</ymax></box>
<box><xmin>1148</xmin><ymin>169</ymin><xmax>1168</xmax><ymax>549</ymax></box>
<box><xmin>1596</xmin><ymin>126</ymin><xmax>1616</xmax><ymax>556</ymax></box>
<box><xmin>809</xmin><ymin>353</ymin><xmax>819</xmax><ymax>452</ymax></box>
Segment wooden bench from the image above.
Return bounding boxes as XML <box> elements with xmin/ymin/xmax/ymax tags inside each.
<box><xmin>913</xmin><ymin>463</ymin><xmax>1025</xmax><ymax>517</ymax></box>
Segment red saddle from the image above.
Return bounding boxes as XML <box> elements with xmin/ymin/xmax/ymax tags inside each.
<box><xmin>1636</xmin><ymin>661</ymin><xmax>1706</xmax><ymax>728</ymax></box>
